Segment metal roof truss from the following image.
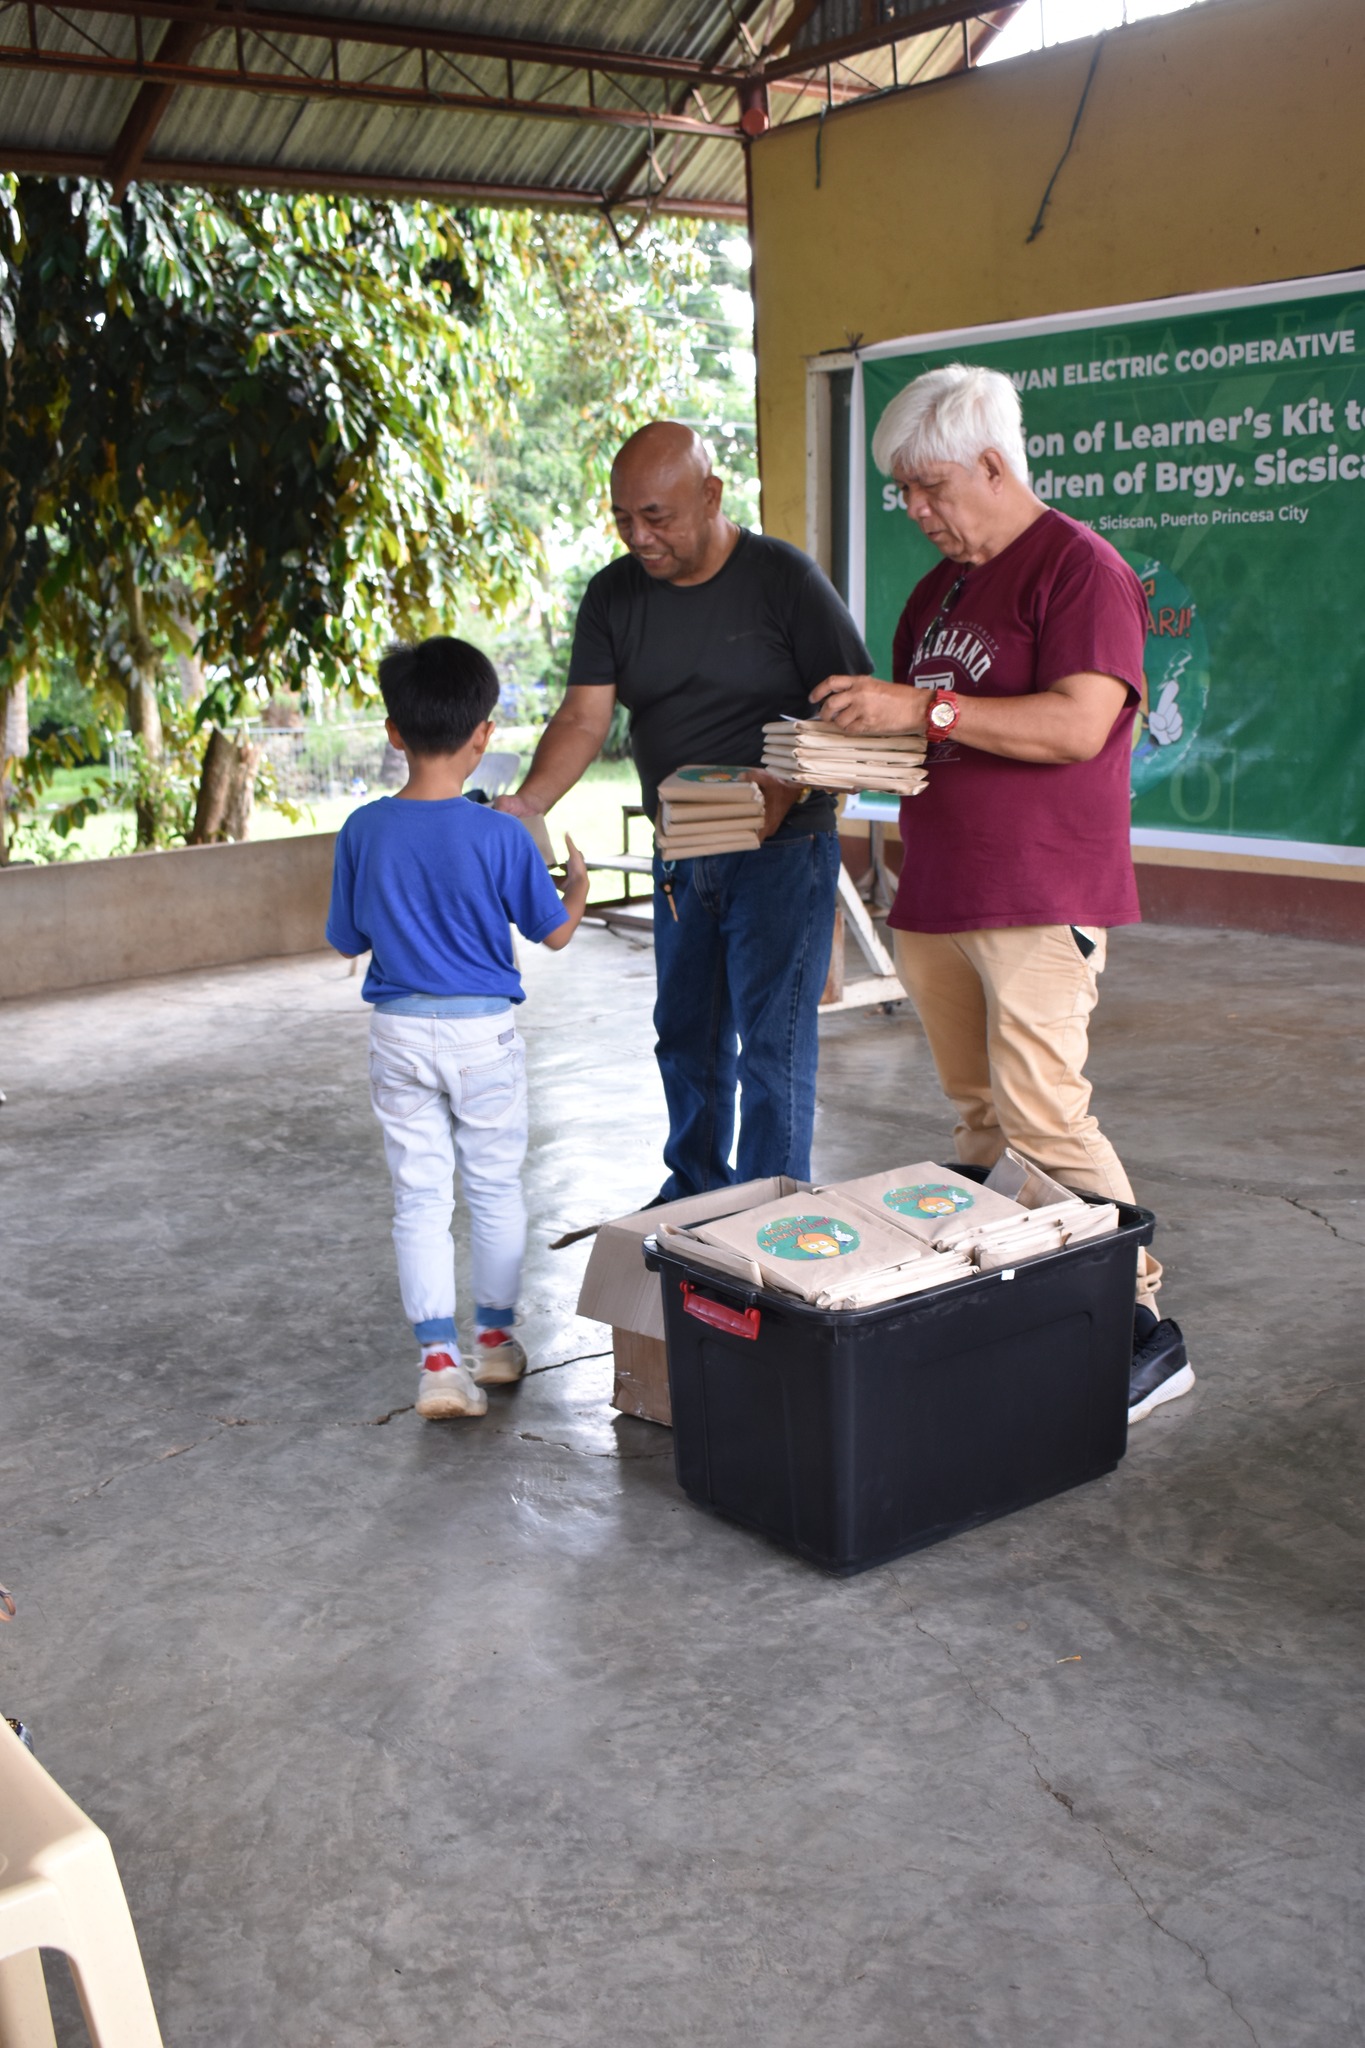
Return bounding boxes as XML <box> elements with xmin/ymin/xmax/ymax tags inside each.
<box><xmin>0</xmin><ymin>0</ymin><xmax>1018</xmax><ymax>218</ymax></box>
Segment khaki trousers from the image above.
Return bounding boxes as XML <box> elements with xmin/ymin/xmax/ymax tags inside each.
<box><xmin>892</xmin><ymin>924</ymin><xmax>1161</xmax><ymax>1311</ymax></box>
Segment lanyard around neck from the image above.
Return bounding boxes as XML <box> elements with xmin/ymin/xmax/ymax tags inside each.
<box><xmin>912</xmin><ymin>568</ymin><xmax>969</xmax><ymax>671</ymax></box>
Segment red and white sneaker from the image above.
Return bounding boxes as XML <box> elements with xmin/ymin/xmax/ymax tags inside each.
<box><xmin>415</xmin><ymin>1350</ymin><xmax>487</xmax><ymax>1420</ymax></box>
<box><xmin>472</xmin><ymin>1328</ymin><xmax>528</xmax><ymax>1386</ymax></box>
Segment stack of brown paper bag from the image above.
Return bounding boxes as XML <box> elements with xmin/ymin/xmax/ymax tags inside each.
<box><xmin>675</xmin><ymin>1195</ymin><xmax>944</xmax><ymax>1310</ymax></box>
<box><xmin>656</xmin><ymin>767</ymin><xmax>766</xmax><ymax>857</ymax></box>
<box><xmin>761</xmin><ymin>717</ymin><xmax>929</xmax><ymax>796</ymax></box>
<box><xmin>821</xmin><ymin>1162</ymin><xmax>1030</xmax><ymax>1247</ymax></box>
<box><xmin>658</xmin><ymin>1148</ymin><xmax>1122</xmax><ymax>1311</ymax></box>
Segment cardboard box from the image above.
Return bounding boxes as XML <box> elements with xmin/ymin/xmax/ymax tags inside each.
<box><xmin>577</xmin><ymin>1177</ymin><xmax>808</xmax><ymax>1426</ymax></box>
<box><xmin>609</xmin><ymin>1328</ymin><xmax>673</xmax><ymax>1427</ymax></box>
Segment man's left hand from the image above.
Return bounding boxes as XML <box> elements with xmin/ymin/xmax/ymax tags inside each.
<box><xmin>744</xmin><ymin>767</ymin><xmax>804</xmax><ymax>841</ymax></box>
<box><xmin>810</xmin><ymin>673</ymin><xmax>923</xmax><ymax>736</ymax></box>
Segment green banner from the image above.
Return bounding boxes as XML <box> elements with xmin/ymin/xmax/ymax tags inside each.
<box><xmin>858</xmin><ymin>276</ymin><xmax>1365</xmax><ymax>859</ymax></box>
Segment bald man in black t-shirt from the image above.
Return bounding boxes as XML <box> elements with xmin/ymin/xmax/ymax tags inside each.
<box><xmin>498</xmin><ymin>422</ymin><xmax>871</xmax><ymax>1199</ymax></box>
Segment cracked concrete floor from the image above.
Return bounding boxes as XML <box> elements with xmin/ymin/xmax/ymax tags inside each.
<box><xmin>1</xmin><ymin>920</ymin><xmax>1361</xmax><ymax>2048</ymax></box>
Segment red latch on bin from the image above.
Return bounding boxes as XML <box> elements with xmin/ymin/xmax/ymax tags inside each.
<box><xmin>680</xmin><ymin>1283</ymin><xmax>761</xmax><ymax>1341</ymax></box>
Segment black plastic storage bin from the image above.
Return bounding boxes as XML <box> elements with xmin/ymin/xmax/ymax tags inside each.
<box><xmin>644</xmin><ymin>1173</ymin><xmax>1155</xmax><ymax>1575</ymax></box>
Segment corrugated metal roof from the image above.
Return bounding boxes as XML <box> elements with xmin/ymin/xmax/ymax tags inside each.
<box><xmin>0</xmin><ymin>0</ymin><xmax>1014</xmax><ymax>216</ymax></box>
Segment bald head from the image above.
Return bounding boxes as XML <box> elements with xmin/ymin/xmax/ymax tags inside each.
<box><xmin>610</xmin><ymin>420</ymin><xmax>732</xmax><ymax>586</ymax></box>
<box><xmin>613</xmin><ymin>421</ymin><xmax>712</xmax><ymax>492</ymax></box>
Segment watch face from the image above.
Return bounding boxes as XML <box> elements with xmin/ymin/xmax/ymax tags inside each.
<box><xmin>929</xmin><ymin>702</ymin><xmax>955</xmax><ymax>729</ymax></box>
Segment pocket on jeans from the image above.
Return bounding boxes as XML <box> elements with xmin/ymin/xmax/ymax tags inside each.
<box><xmin>368</xmin><ymin>1051</ymin><xmax>437</xmax><ymax>1122</ymax></box>
<box><xmin>459</xmin><ymin>1043</ymin><xmax>521</xmax><ymax>1116</ymax></box>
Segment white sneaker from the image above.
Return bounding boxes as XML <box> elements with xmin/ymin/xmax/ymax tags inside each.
<box><xmin>415</xmin><ymin>1351</ymin><xmax>487</xmax><ymax>1420</ymax></box>
<box><xmin>472</xmin><ymin>1328</ymin><xmax>528</xmax><ymax>1386</ymax></box>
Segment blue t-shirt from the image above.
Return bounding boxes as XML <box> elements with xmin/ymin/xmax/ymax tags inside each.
<box><xmin>326</xmin><ymin>795</ymin><xmax>567</xmax><ymax>1005</ymax></box>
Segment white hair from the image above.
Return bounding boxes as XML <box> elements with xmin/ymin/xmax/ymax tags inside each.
<box><xmin>871</xmin><ymin>363</ymin><xmax>1029</xmax><ymax>485</ymax></box>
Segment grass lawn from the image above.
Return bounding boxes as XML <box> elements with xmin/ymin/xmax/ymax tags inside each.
<box><xmin>18</xmin><ymin>756</ymin><xmax>652</xmax><ymax>905</ymax></box>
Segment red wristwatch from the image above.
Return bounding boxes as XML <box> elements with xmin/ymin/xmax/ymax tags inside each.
<box><xmin>925</xmin><ymin>689</ymin><xmax>961</xmax><ymax>740</ymax></box>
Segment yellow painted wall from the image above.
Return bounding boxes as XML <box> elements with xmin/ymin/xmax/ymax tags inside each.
<box><xmin>749</xmin><ymin>0</ymin><xmax>1365</xmax><ymax>548</ymax></box>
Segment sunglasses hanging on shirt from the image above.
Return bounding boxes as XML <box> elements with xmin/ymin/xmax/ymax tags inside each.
<box><xmin>911</xmin><ymin>569</ymin><xmax>970</xmax><ymax>677</ymax></box>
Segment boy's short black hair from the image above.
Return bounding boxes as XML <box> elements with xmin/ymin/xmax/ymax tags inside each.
<box><xmin>378</xmin><ymin>637</ymin><xmax>499</xmax><ymax>756</ymax></box>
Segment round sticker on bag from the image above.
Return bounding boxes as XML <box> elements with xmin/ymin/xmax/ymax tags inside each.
<box><xmin>677</xmin><ymin>766</ymin><xmax>749</xmax><ymax>783</ymax></box>
<box><xmin>755</xmin><ymin>1214</ymin><xmax>861</xmax><ymax>1260</ymax></box>
<box><xmin>884</xmin><ymin>1182</ymin><xmax>975</xmax><ymax>1218</ymax></box>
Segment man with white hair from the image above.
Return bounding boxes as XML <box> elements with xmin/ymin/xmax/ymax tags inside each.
<box><xmin>813</xmin><ymin>364</ymin><xmax>1191</xmax><ymax>1425</ymax></box>
<box><xmin>500</xmin><ymin>420</ymin><xmax>871</xmax><ymax>1200</ymax></box>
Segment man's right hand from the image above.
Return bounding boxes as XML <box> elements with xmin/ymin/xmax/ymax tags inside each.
<box><xmin>494</xmin><ymin>684</ymin><xmax>618</xmax><ymax>822</ymax></box>
<box><xmin>493</xmin><ymin>791</ymin><xmax>543</xmax><ymax>819</ymax></box>
<box><xmin>810</xmin><ymin>673</ymin><xmax>924</xmax><ymax>735</ymax></box>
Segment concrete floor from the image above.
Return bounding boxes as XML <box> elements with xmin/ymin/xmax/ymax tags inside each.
<box><xmin>1</xmin><ymin>921</ymin><xmax>1361</xmax><ymax>2048</ymax></box>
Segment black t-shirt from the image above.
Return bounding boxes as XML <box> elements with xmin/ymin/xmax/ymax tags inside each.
<box><xmin>566</xmin><ymin>530</ymin><xmax>872</xmax><ymax>833</ymax></box>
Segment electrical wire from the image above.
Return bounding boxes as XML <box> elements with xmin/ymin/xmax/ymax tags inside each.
<box><xmin>1025</xmin><ymin>32</ymin><xmax>1106</xmax><ymax>244</ymax></box>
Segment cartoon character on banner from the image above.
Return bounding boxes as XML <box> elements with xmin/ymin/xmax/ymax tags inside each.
<box><xmin>1124</xmin><ymin>555</ymin><xmax>1211</xmax><ymax>797</ymax></box>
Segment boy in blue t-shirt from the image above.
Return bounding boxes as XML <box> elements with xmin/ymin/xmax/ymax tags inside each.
<box><xmin>327</xmin><ymin>637</ymin><xmax>588</xmax><ymax>1421</ymax></box>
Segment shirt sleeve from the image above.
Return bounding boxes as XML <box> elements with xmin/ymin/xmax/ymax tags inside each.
<box><xmin>325</xmin><ymin>821</ymin><xmax>367</xmax><ymax>955</ymax></box>
<box><xmin>501</xmin><ymin>826</ymin><xmax>569</xmax><ymax>943</ymax></box>
<box><xmin>565</xmin><ymin>573</ymin><xmax>619</xmax><ymax>689</ymax></box>
<box><xmin>1036</xmin><ymin>545</ymin><xmax>1146</xmax><ymax>699</ymax></box>
<box><xmin>787</xmin><ymin>559</ymin><xmax>873</xmax><ymax>690</ymax></box>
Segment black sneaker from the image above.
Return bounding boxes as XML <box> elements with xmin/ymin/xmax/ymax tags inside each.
<box><xmin>1129</xmin><ymin>1308</ymin><xmax>1195</xmax><ymax>1424</ymax></box>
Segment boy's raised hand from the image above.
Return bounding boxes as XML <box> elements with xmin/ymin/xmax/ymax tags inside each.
<box><xmin>561</xmin><ymin>833</ymin><xmax>588</xmax><ymax>893</ymax></box>
<box><xmin>541</xmin><ymin>834</ymin><xmax>589</xmax><ymax>951</ymax></box>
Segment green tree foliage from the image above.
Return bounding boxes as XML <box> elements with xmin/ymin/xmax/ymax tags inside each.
<box><xmin>479</xmin><ymin>216</ymin><xmax>759</xmax><ymax>735</ymax></box>
<box><xmin>505</xmin><ymin>215</ymin><xmax>756</xmax><ymax>530</ymax></box>
<box><xmin>0</xmin><ymin>181</ymin><xmax>757</xmax><ymax>853</ymax></box>
<box><xmin>0</xmin><ymin>176</ymin><xmax>538</xmax><ymax>850</ymax></box>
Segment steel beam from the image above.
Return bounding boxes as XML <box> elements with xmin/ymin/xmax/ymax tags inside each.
<box><xmin>0</xmin><ymin>0</ymin><xmax>758</xmax><ymax>87</ymax></box>
<box><xmin>0</xmin><ymin>43</ymin><xmax>740</xmax><ymax>137</ymax></box>
<box><xmin>766</xmin><ymin>0</ymin><xmax>824</xmax><ymax>59</ymax></box>
<box><xmin>0</xmin><ymin>143</ymin><xmax>750</xmax><ymax>218</ymax></box>
<box><xmin>106</xmin><ymin>10</ymin><xmax>217</xmax><ymax>196</ymax></box>
<box><xmin>764</xmin><ymin>0</ymin><xmax>1016</xmax><ymax>80</ymax></box>
<box><xmin>601</xmin><ymin>0</ymin><xmax>772</xmax><ymax>216</ymax></box>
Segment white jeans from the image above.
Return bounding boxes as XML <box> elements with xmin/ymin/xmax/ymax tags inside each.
<box><xmin>368</xmin><ymin>1011</ymin><xmax>528</xmax><ymax>1343</ymax></box>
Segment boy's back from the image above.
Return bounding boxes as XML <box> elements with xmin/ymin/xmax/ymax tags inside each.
<box><xmin>328</xmin><ymin>793</ymin><xmax>566</xmax><ymax>1007</ymax></box>
<box><xmin>325</xmin><ymin>633</ymin><xmax>587</xmax><ymax>1425</ymax></box>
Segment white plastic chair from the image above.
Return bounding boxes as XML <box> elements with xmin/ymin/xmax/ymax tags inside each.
<box><xmin>0</xmin><ymin>1722</ymin><xmax>164</xmax><ymax>2047</ymax></box>
<box><xmin>465</xmin><ymin>750</ymin><xmax>522</xmax><ymax>800</ymax></box>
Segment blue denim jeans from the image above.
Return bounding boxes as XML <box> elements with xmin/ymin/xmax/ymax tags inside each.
<box><xmin>651</xmin><ymin>830</ymin><xmax>841</xmax><ymax>1200</ymax></box>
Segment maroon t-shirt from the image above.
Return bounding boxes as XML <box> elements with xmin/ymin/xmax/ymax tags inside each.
<box><xmin>888</xmin><ymin>508</ymin><xmax>1145</xmax><ymax>935</ymax></box>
